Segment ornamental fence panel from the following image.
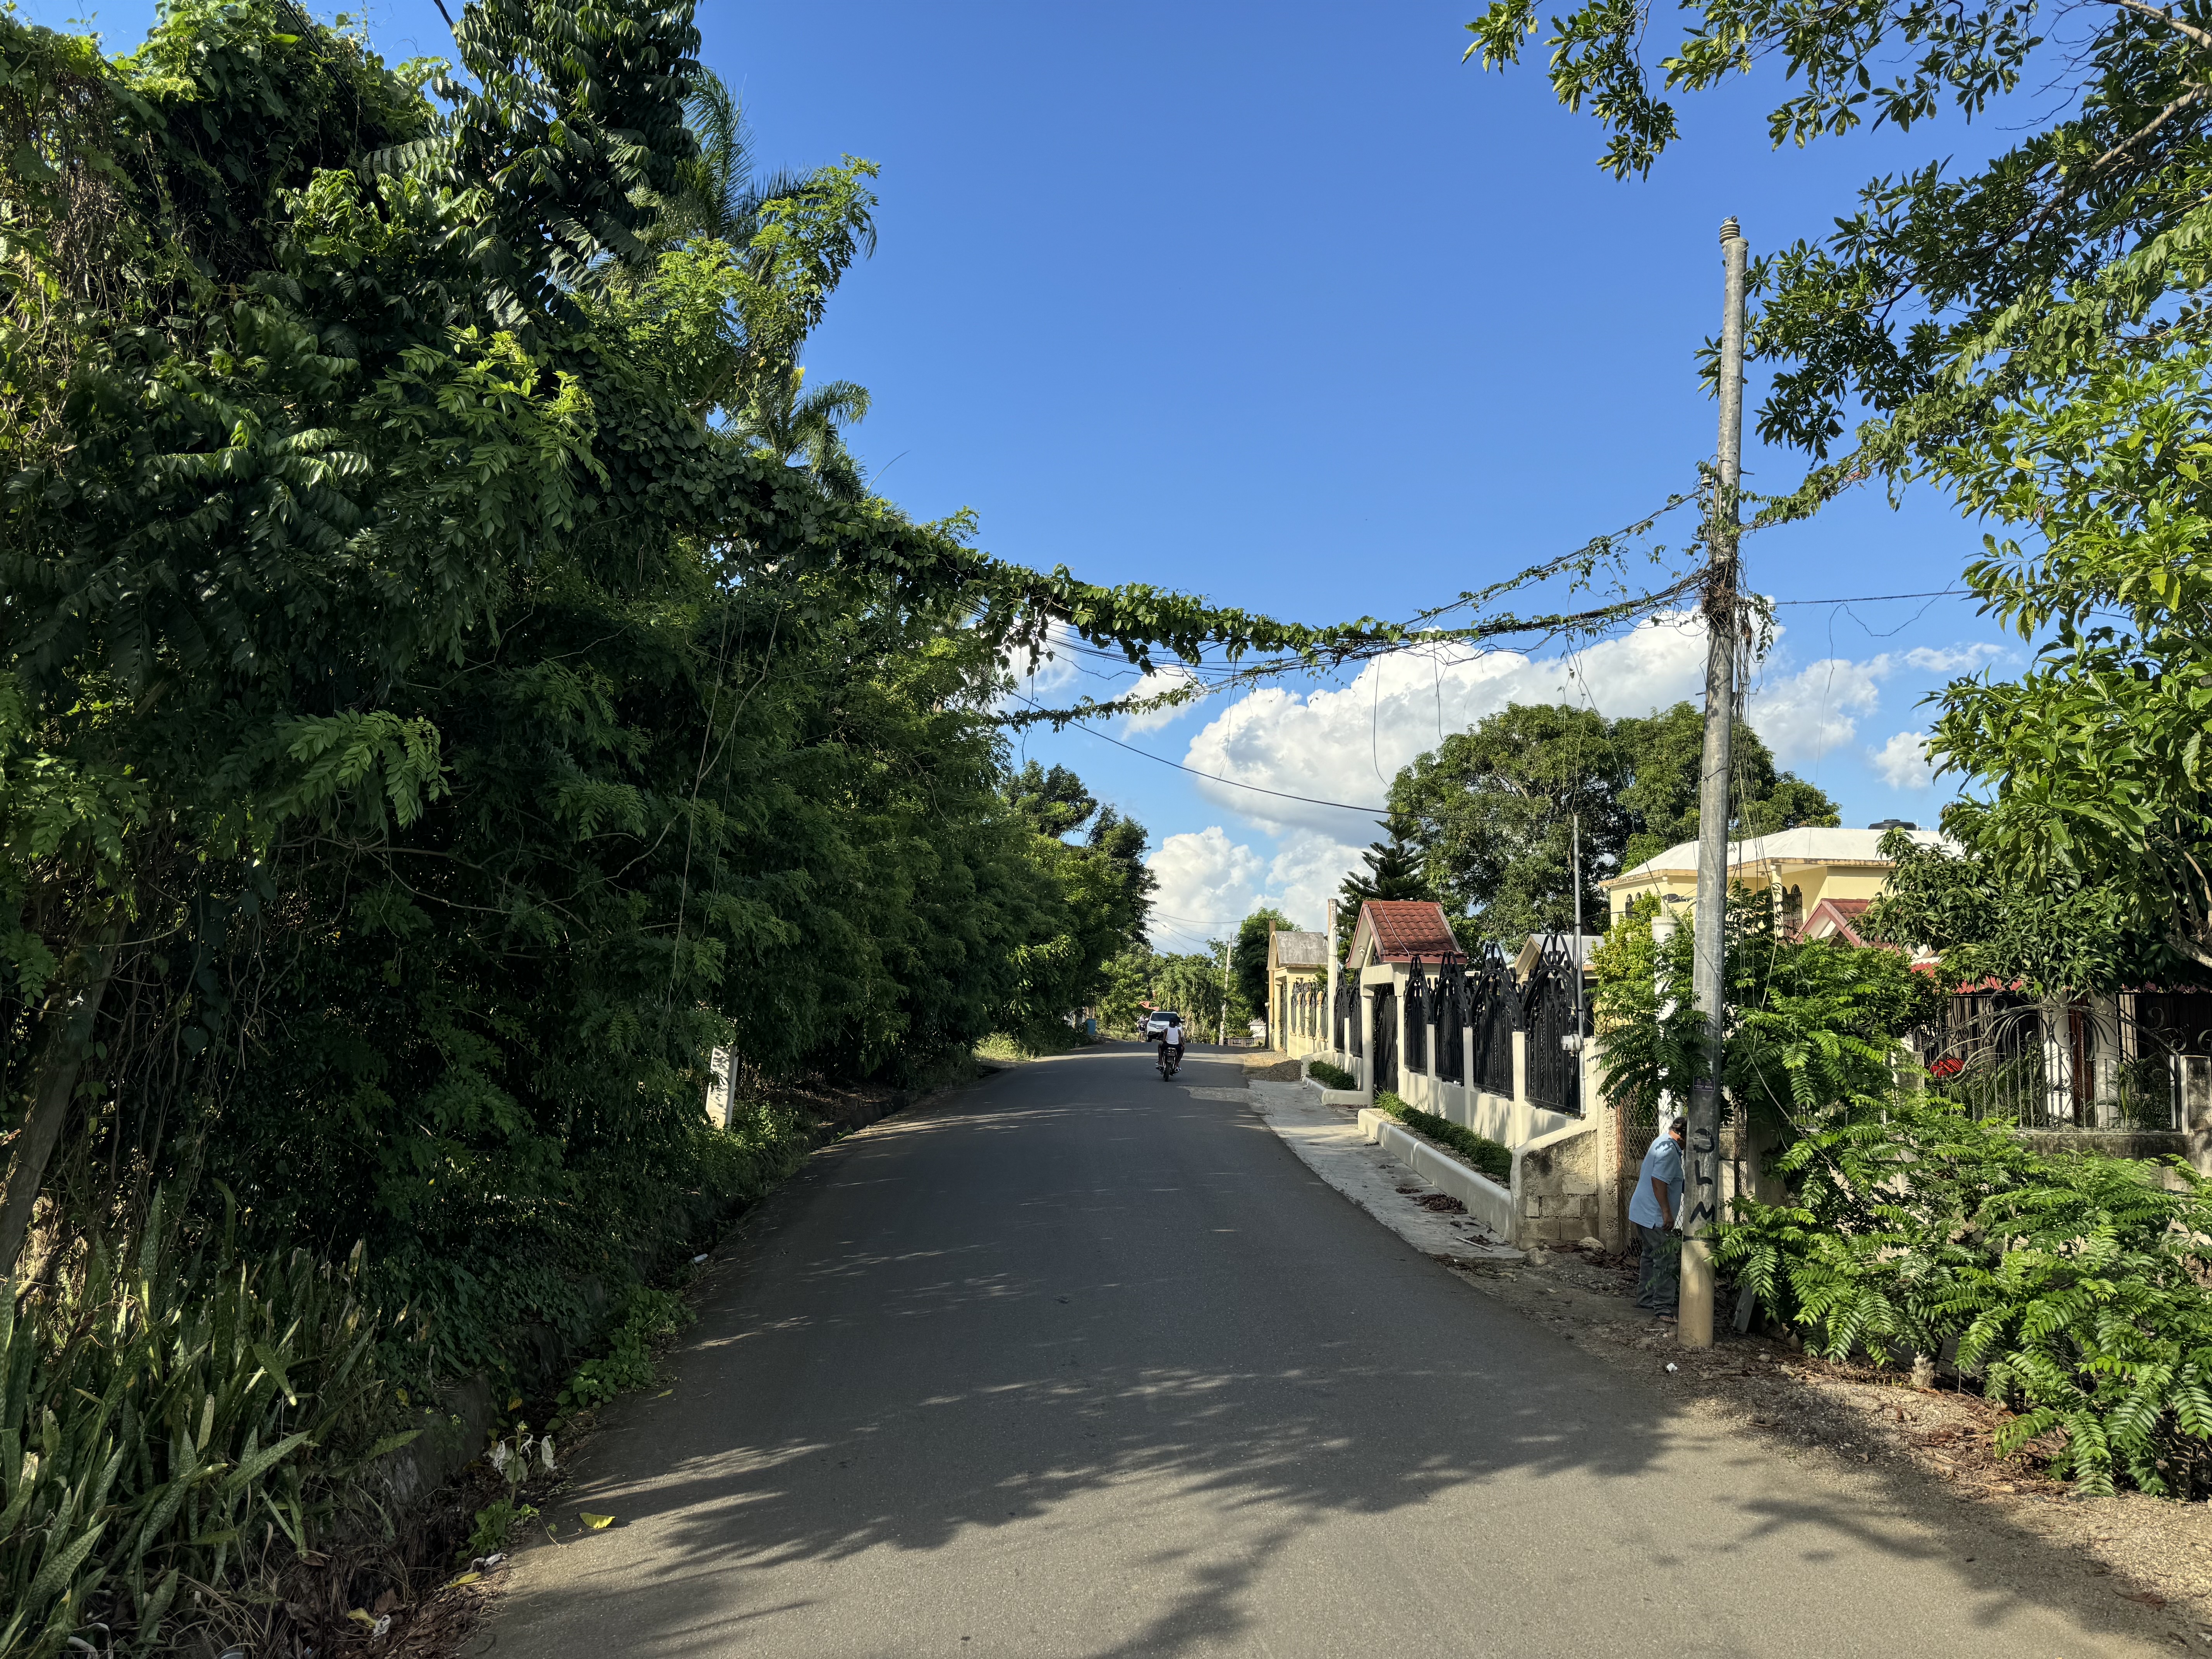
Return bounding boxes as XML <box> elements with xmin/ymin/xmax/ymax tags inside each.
<box><xmin>1468</xmin><ymin>942</ymin><xmax>1515</xmax><ymax>1097</ymax></box>
<box><xmin>1435</xmin><ymin>954</ymin><xmax>1466</xmax><ymax>1084</ymax></box>
<box><xmin>1404</xmin><ymin>957</ymin><xmax>1429</xmax><ymax>1076</ymax></box>
<box><xmin>1370</xmin><ymin>986</ymin><xmax>1397</xmax><ymax>1091</ymax></box>
<box><xmin>1521</xmin><ymin>940</ymin><xmax>1587</xmax><ymax>1116</ymax></box>
<box><xmin>1914</xmin><ymin>990</ymin><xmax>2212</xmax><ymax>1131</ymax></box>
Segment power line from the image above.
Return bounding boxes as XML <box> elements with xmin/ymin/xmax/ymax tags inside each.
<box><xmin>1769</xmin><ymin>589</ymin><xmax>1966</xmax><ymax>606</ymax></box>
<box><xmin>1010</xmin><ymin>692</ymin><xmax>1391</xmax><ymax>816</ymax></box>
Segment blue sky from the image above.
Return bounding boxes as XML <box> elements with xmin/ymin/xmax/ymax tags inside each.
<box><xmin>30</xmin><ymin>0</ymin><xmax>2028</xmax><ymax>951</ymax></box>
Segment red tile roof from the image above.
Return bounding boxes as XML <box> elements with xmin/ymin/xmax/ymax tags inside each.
<box><xmin>1798</xmin><ymin>896</ymin><xmax>1873</xmax><ymax>946</ymax></box>
<box><xmin>1358</xmin><ymin>900</ymin><xmax>1460</xmax><ymax>962</ymax></box>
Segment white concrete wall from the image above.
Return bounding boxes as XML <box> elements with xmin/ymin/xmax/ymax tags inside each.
<box><xmin>1347</xmin><ymin>991</ymin><xmax>1613</xmax><ymax>1250</ymax></box>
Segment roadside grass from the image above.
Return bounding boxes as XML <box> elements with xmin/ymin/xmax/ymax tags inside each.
<box><xmin>974</xmin><ymin>1024</ymin><xmax>1087</xmax><ymax>1062</ymax></box>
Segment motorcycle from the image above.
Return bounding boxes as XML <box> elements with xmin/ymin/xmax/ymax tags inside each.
<box><xmin>1156</xmin><ymin>1041</ymin><xmax>1182</xmax><ymax>1079</ymax></box>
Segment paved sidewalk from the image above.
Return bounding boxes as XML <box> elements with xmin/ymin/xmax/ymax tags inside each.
<box><xmin>1246</xmin><ymin>1079</ymin><xmax>1522</xmax><ymax>1263</ymax></box>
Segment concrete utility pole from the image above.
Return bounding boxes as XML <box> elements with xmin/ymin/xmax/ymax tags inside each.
<box><xmin>1681</xmin><ymin>217</ymin><xmax>1748</xmax><ymax>1352</ymax></box>
<box><xmin>1571</xmin><ymin>811</ymin><xmax>1587</xmax><ymax>1109</ymax></box>
<box><xmin>1218</xmin><ymin>937</ymin><xmax>1231</xmax><ymax>1047</ymax></box>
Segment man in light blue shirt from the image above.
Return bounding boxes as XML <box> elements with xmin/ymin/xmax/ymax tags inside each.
<box><xmin>1628</xmin><ymin>1117</ymin><xmax>1686</xmax><ymax>1320</ymax></box>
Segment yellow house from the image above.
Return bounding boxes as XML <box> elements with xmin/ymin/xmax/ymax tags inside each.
<box><xmin>1600</xmin><ymin>825</ymin><xmax>1950</xmax><ymax>933</ymax></box>
<box><xmin>1264</xmin><ymin>926</ymin><xmax>1331</xmax><ymax>1057</ymax></box>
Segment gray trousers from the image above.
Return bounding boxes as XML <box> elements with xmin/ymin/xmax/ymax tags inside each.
<box><xmin>1634</xmin><ymin>1223</ymin><xmax>1679</xmax><ymax>1311</ymax></box>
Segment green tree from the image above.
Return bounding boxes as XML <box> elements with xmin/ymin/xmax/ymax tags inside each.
<box><xmin>1388</xmin><ymin>702</ymin><xmax>1837</xmax><ymax>942</ymax></box>
<box><xmin>1232</xmin><ymin>908</ymin><xmax>1299</xmax><ymax>1025</ymax></box>
<box><xmin>0</xmin><ymin>0</ymin><xmax>1310</xmax><ymax>1292</ymax></box>
<box><xmin>1005</xmin><ymin>761</ymin><xmax>1101</xmax><ymax>839</ymax></box>
<box><xmin>1096</xmin><ymin>946</ymin><xmax>1161</xmax><ymax>1034</ymax></box>
<box><xmin>1612</xmin><ymin>703</ymin><xmax>1843</xmax><ymax>869</ymax></box>
<box><xmin>1336</xmin><ymin>816</ymin><xmax>1431</xmax><ymax>958</ymax></box>
<box><xmin>1154</xmin><ymin>948</ymin><xmax>1229</xmax><ymax>1037</ymax></box>
<box><xmin>1860</xmin><ymin>828</ymin><xmax>2200</xmax><ymax>994</ymax></box>
<box><xmin>1462</xmin><ymin>0</ymin><xmax>2212</xmax><ymax>968</ymax></box>
<box><xmin>1594</xmin><ymin>892</ymin><xmax>1942</xmax><ymax>1133</ymax></box>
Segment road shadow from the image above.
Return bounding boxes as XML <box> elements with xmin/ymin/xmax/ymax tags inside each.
<box><xmin>484</xmin><ymin>1044</ymin><xmax>2188</xmax><ymax>1658</ymax></box>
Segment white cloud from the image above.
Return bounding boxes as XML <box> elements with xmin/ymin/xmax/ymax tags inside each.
<box><xmin>1118</xmin><ymin>664</ymin><xmax>1203</xmax><ymax>735</ymax></box>
<box><xmin>1903</xmin><ymin>643</ymin><xmax>2002</xmax><ymax>675</ymax></box>
<box><xmin>1872</xmin><ymin>730</ymin><xmax>1935</xmax><ymax>790</ymax></box>
<box><xmin>1141</xmin><ymin>624</ymin><xmax>2002</xmax><ymax>941</ymax></box>
<box><xmin>1145</xmin><ymin>828</ymin><xmax>1267</xmax><ymax>950</ymax></box>
<box><xmin>1145</xmin><ymin>826</ymin><xmax>1364</xmax><ymax>951</ymax></box>
<box><xmin>1178</xmin><ymin>617</ymin><xmax>1713</xmax><ymax>836</ymax></box>
<box><xmin>1742</xmin><ymin>642</ymin><xmax>2001</xmax><ymax>766</ymax></box>
<box><xmin>1744</xmin><ymin>657</ymin><xmax>1886</xmax><ymax>764</ymax></box>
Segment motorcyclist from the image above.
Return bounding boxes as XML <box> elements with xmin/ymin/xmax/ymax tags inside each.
<box><xmin>1158</xmin><ymin>1012</ymin><xmax>1186</xmax><ymax>1072</ymax></box>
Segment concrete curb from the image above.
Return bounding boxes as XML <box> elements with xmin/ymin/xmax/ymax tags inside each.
<box><xmin>1247</xmin><ymin>1081</ymin><xmax>1522</xmax><ymax>1265</ymax></box>
<box><xmin>1300</xmin><ymin>1075</ymin><xmax>1369</xmax><ymax>1109</ymax></box>
<box><xmin>1358</xmin><ymin>1108</ymin><xmax>1517</xmax><ymax>1242</ymax></box>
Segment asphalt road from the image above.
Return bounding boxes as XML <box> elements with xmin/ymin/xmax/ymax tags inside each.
<box><xmin>483</xmin><ymin>1043</ymin><xmax>2183</xmax><ymax>1657</ymax></box>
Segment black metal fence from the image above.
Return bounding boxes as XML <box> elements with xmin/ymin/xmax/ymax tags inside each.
<box><xmin>1469</xmin><ymin>942</ymin><xmax>1515</xmax><ymax>1097</ymax></box>
<box><xmin>1521</xmin><ymin>939</ymin><xmax>1588</xmax><ymax>1116</ymax></box>
<box><xmin>1435</xmin><ymin>953</ymin><xmax>1466</xmax><ymax>1084</ymax></box>
<box><xmin>1915</xmin><ymin>990</ymin><xmax>2212</xmax><ymax>1131</ymax></box>
<box><xmin>1340</xmin><ymin>976</ymin><xmax>1361</xmax><ymax>1058</ymax></box>
<box><xmin>1404</xmin><ymin>957</ymin><xmax>1429</xmax><ymax>1075</ymax></box>
<box><xmin>1370</xmin><ymin>985</ymin><xmax>1397</xmax><ymax>1091</ymax></box>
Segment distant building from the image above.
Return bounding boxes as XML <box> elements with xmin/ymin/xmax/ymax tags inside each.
<box><xmin>1599</xmin><ymin>825</ymin><xmax>1951</xmax><ymax>935</ymax></box>
<box><xmin>1264</xmin><ymin>925</ymin><xmax>1332</xmax><ymax>1057</ymax></box>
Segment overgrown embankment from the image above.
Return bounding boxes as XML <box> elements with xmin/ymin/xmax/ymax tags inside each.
<box><xmin>2</xmin><ymin>0</ymin><xmax>1194</xmax><ymax>1646</ymax></box>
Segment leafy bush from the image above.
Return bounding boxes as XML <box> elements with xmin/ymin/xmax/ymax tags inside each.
<box><xmin>1372</xmin><ymin>1091</ymin><xmax>1512</xmax><ymax>1184</ymax></box>
<box><xmin>1594</xmin><ymin>890</ymin><xmax>1941</xmax><ymax>1131</ymax></box>
<box><xmin>463</xmin><ymin>1496</ymin><xmax>537</xmax><ymax>1562</ymax></box>
<box><xmin>1719</xmin><ymin>1097</ymin><xmax>2212</xmax><ymax>1496</ymax></box>
<box><xmin>974</xmin><ymin>1025</ymin><xmax>1080</xmax><ymax>1063</ymax></box>
<box><xmin>1307</xmin><ymin>1060</ymin><xmax>1356</xmax><ymax>1091</ymax></box>
<box><xmin>555</xmin><ymin>1286</ymin><xmax>696</xmax><ymax>1420</ymax></box>
<box><xmin>0</xmin><ymin>1202</ymin><xmax>413</xmax><ymax>1658</ymax></box>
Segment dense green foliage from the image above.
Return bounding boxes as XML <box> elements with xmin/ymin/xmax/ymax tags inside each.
<box><xmin>1308</xmin><ymin>1058</ymin><xmax>1356</xmax><ymax>1090</ymax></box>
<box><xmin>0</xmin><ymin>0</ymin><xmax>1186</xmax><ymax>1311</ymax></box>
<box><xmin>1861</xmin><ymin>828</ymin><xmax>2201</xmax><ymax>993</ymax></box>
<box><xmin>1231</xmin><ymin>908</ymin><xmax>1298</xmax><ymax>1023</ymax></box>
<box><xmin>1094</xmin><ymin>942</ymin><xmax>1239</xmax><ymax>1037</ymax></box>
<box><xmin>1464</xmin><ymin>0</ymin><xmax>2212</xmax><ymax>972</ymax></box>
<box><xmin>1372</xmin><ymin>1090</ymin><xmax>1512</xmax><ymax>1183</ymax></box>
<box><xmin>1593</xmin><ymin>892</ymin><xmax>1941</xmax><ymax>1130</ymax></box>
<box><xmin>1154</xmin><ymin>950</ymin><xmax>1230</xmax><ymax>1036</ymax></box>
<box><xmin>1389</xmin><ymin>703</ymin><xmax>1837</xmax><ymax>941</ymax></box>
<box><xmin>1721</xmin><ymin>1103</ymin><xmax>2212</xmax><ymax>1497</ymax></box>
<box><xmin>553</xmin><ymin>1284</ymin><xmax>693</xmax><ymax>1419</ymax></box>
<box><xmin>0</xmin><ymin>1200</ymin><xmax>415</xmax><ymax>1656</ymax></box>
<box><xmin>0</xmin><ymin>0</ymin><xmax>1275</xmax><ymax>1644</ymax></box>
<box><xmin>1599</xmin><ymin>903</ymin><xmax>2212</xmax><ymax>1496</ymax></box>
